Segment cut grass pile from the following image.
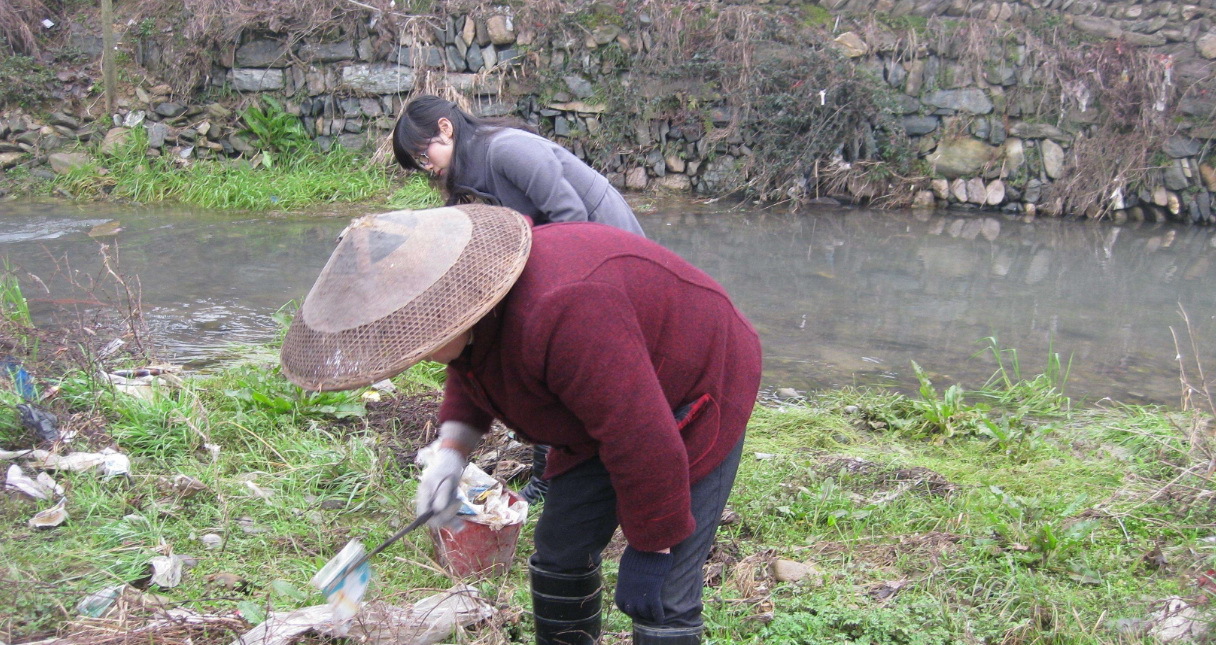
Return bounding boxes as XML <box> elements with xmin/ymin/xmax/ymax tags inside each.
<box><xmin>0</xmin><ymin>310</ymin><xmax>1213</xmax><ymax>643</ymax></box>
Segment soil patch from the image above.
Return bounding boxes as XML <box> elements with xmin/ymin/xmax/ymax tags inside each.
<box><xmin>811</xmin><ymin>530</ymin><xmax>965</xmax><ymax>575</ymax></box>
<box><xmin>368</xmin><ymin>390</ymin><xmax>533</xmax><ymax>485</ymax></box>
<box><xmin>818</xmin><ymin>456</ymin><xmax>959</xmax><ymax>500</ymax></box>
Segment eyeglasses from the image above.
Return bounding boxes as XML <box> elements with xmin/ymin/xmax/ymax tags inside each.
<box><xmin>412</xmin><ymin>149</ymin><xmax>431</xmax><ymax>168</ymax></box>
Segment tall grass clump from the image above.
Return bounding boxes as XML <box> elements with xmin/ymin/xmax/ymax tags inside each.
<box><xmin>0</xmin><ymin>264</ymin><xmax>32</xmax><ymax>328</ymax></box>
<box><xmin>973</xmin><ymin>336</ymin><xmax>1072</xmax><ymax>413</ymax></box>
<box><xmin>52</xmin><ymin>125</ymin><xmax>431</xmax><ymax>211</ymax></box>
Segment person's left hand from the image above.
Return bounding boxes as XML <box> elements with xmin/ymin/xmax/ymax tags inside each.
<box><xmin>614</xmin><ymin>546</ymin><xmax>673</xmax><ymax>624</ymax></box>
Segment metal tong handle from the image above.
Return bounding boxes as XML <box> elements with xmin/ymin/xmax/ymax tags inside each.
<box><xmin>347</xmin><ymin>509</ymin><xmax>435</xmax><ymax>572</ymax></box>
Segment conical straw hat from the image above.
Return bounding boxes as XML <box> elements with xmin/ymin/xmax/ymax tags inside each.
<box><xmin>280</xmin><ymin>204</ymin><xmax>532</xmax><ymax>391</ymax></box>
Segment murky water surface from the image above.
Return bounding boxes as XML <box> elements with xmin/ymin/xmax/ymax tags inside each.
<box><xmin>2</xmin><ymin>199</ymin><xmax>1214</xmax><ymax>406</ymax></box>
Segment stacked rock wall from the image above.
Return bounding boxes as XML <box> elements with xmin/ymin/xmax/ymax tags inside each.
<box><xmin>2</xmin><ymin>1</ymin><xmax>1215</xmax><ymax>222</ymax></box>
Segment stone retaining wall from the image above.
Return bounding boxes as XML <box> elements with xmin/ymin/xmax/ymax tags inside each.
<box><xmin>2</xmin><ymin>1</ymin><xmax>1216</xmax><ymax>222</ymax></box>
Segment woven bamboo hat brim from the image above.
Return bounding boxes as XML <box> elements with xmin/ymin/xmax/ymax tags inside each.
<box><xmin>280</xmin><ymin>204</ymin><xmax>532</xmax><ymax>391</ymax></box>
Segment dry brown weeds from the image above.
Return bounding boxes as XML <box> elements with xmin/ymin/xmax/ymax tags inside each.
<box><xmin>0</xmin><ymin>0</ymin><xmax>54</xmax><ymax>56</ymax></box>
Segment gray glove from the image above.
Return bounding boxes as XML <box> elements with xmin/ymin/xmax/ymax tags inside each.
<box><xmin>415</xmin><ymin>421</ymin><xmax>483</xmax><ymax>528</ymax></box>
<box><xmin>416</xmin><ymin>446</ymin><xmax>466</xmax><ymax>528</ymax></box>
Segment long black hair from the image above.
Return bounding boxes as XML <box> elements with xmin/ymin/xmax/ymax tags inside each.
<box><xmin>391</xmin><ymin>95</ymin><xmax>532</xmax><ymax>205</ymax></box>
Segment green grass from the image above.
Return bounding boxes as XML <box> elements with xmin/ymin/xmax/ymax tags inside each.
<box><xmin>0</xmin><ymin>294</ymin><xmax>1212</xmax><ymax>643</ymax></box>
<box><xmin>48</xmin><ymin>127</ymin><xmax>442</xmax><ymax>212</ymax></box>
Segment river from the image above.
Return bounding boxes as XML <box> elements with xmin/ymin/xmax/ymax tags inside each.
<box><xmin>1</xmin><ymin>198</ymin><xmax>1213</xmax><ymax>406</ymax></box>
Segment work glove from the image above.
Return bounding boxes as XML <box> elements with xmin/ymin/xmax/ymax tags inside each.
<box><xmin>415</xmin><ymin>421</ymin><xmax>483</xmax><ymax>529</ymax></box>
<box><xmin>614</xmin><ymin>546</ymin><xmax>673</xmax><ymax>624</ymax></box>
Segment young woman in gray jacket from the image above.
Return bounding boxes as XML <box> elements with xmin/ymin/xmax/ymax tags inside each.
<box><xmin>391</xmin><ymin>95</ymin><xmax>644</xmax><ymax>236</ymax></box>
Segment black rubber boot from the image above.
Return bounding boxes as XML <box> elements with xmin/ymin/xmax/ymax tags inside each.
<box><xmin>632</xmin><ymin>624</ymin><xmax>702</xmax><ymax>644</ymax></box>
<box><xmin>521</xmin><ymin>445</ymin><xmax>551</xmax><ymax>504</ymax></box>
<box><xmin>530</xmin><ymin>557</ymin><xmax>602</xmax><ymax>645</ymax></box>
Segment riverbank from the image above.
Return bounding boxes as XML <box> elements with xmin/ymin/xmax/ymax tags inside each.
<box><xmin>4</xmin><ymin>1</ymin><xmax>1216</xmax><ymax>222</ymax></box>
<box><xmin>0</xmin><ymin>120</ymin><xmax>442</xmax><ymax>212</ymax></box>
<box><xmin>1</xmin><ymin>272</ymin><xmax>1213</xmax><ymax>643</ymax></box>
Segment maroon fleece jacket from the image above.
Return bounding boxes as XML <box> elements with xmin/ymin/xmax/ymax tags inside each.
<box><xmin>439</xmin><ymin>222</ymin><xmax>763</xmax><ymax>551</ymax></box>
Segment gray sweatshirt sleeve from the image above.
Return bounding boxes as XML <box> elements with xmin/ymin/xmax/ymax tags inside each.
<box><xmin>490</xmin><ymin>135</ymin><xmax>590</xmax><ymax>224</ymax></box>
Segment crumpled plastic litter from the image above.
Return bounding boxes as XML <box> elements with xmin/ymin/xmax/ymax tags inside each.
<box><xmin>17</xmin><ymin>403</ymin><xmax>59</xmax><ymax>442</ymax></box>
<box><xmin>99</xmin><ymin>367</ymin><xmax>183</xmax><ymax>400</ymax></box>
<box><xmin>416</xmin><ymin>445</ymin><xmax>528</xmax><ymax>530</ymax></box>
<box><xmin>76</xmin><ymin>584</ymin><xmax>126</xmax><ymax>618</ymax></box>
<box><xmin>148</xmin><ymin>554</ymin><xmax>185</xmax><ymax>588</ymax></box>
<box><xmin>29</xmin><ymin>497</ymin><xmax>68</xmax><ymax>528</ymax></box>
<box><xmin>230</xmin><ymin>584</ymin><xmax>494</xmax><ymax>645</ymax></box>
<box><xmin>5</xmin><ymin>463</ymin><xmax>64</xmax><ymax>500</ymax></box>
<box><xmin>8</xmin><ymin>447</ymin><xmax>130</xmax><ymax>478</ymax></box>
<box><xmin>2</xmin><ymin>357</ymin><xmax>37</xmax><ymax>400</ymax></box>
<box><xmin>1148</xmin><ymin>596</ymin><xmax>1211</xmax><ymax>641</ymax></box>
<box><xmin>311</xmin><ymin>539</ymin><xmax>369</xmax><ymax>626</ymax></box>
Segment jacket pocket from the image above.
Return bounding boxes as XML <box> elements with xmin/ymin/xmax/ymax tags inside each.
<box><xmin>675</xmin><ymin>393</ymin><xmax>720</xmax><ymax>470</ymax></box>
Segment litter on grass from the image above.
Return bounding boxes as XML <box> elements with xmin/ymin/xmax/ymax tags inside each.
<box><xmin>28</xmin><ymin>497</ymin><xmax>68</xmax><ymax>528</ymax></box>
<box><xmin>309</xmin><ymin>539</ymin><xmax>369</xmax><ymax>625</ymax></box>
<box><xmin>231</xmin><ymin>584</ymin><xmax>494</xmax><ymax>645</ymax></box>
<box><xmin>1147</xmin><ymin>596</ymin><xmax>1211</xmax><ymax>641</ymax></box>
<box><xmin>75</xmin><ymin>584</ymin><xmax>126</xmax><ymax>618</ymax></box>
<box><xmin>148</xmin><ymin>554</ymin><xmax>186</xmax><ymax>588</ymax></box>
<box><xmin>99</xmin><ymin>367</ymin><xmax>184</xmax><ymax>400</ymax></box>
<box><xmin>17</xmin><ymin>403</ymin><xmax>59</xmax><ymax>442</ymax></box>
<box><xmin>4</xmin><ymin>447</ymin><xmax>131</xmax><ymax>478</ymax></box>
<box><xmin>44</xmin><ymin>586</ymin><xmax>247</xmax><ymax>644</ymax></box>
<box><xmin>5</xmin><ymin>463</ymin><xmax>63</xmax><ymax>500</ymax></box>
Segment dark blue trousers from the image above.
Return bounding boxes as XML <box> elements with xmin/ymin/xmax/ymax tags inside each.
<box><xmin>531</xmin><ymin>436</ymin><xmax>745</xmax><ymax>629</ymax></box>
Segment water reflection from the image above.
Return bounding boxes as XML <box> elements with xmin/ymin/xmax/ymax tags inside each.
<box><xmin>0</xmin><ymin>201</ymin><xmax>348</xmax><ymax>361</ymax></box>
<box><xmin>0</xmin><ymin>199</ymin><xmax>1212</xmax><ymax>406</ymax></box>
<box><xmin>644</xmin><ymin>201</ymin><xmax>1216</xmax><ymax>405</ymax></box>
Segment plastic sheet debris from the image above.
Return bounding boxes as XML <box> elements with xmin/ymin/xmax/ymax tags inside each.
<box><xmin>98</xmin><ymin>339</ymin><xmax>125</xmax><ymax>359</ymax></box>
<box><xmin>17</xmin><ymin>404</ymin><xmax>59</xmax><ymax>442</ymax></box>
<box><xmin>230</xmin><ymin>584</ymin><xmax>494</xmax><ymax>645</ymax></box>
<box><xmin>15</xmin><ymin>447</ymin><xmax>130</xmax><ymax>478</ymax></box>
<box><xmin>371</xmin><ymin>379</ymin><xmax>397</xmax><ymax>393</ymax></box>
<box><xmin>1147</xmin><ymin>596</ymin><xmax>1211</xmax><ymax>641</ymax></box>
<box><xmin>76</xmin><ymin>584</ymin><xmax>125</xmax><ymax>618</ymax></box>
<box><xmin>148</xmin><ymin>555</ymin><xmax>185</xmax><ymax>588</ymax></box>
<box><xmin>2</xmin><ymin>357</ymin><xmax>36</xmax><ymax>400</ymax></box>
<box><xmin>5</xmin><ymin>464</ymin><xmax>63</xmax><ymax>500</ymax></box>
<box><xmin>29</xmin><ymin>498</ymin><xmax>68</xmax><ymax>528</ymax></box>
<box><xmin>99</xmin><ymin>367</ymin><xmax>183</xmax><ymax>400</ymax></box>
<box><xmin>46</xmin><ymin>588</ymin><xmax>246</xmax><ymax>643</ymax></box>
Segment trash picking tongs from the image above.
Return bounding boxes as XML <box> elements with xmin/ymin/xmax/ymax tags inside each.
<box><xmin>311</xmin><ymin>509</ymin><xmax>435</xmax><ymax>613</ymax></box>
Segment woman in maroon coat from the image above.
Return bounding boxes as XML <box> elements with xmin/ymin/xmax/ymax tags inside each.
<box><xmin>280</xmin><ymin>205</ymin><xmax>762</xmax><ymax>645</ymax></box>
